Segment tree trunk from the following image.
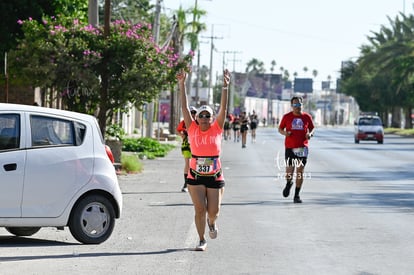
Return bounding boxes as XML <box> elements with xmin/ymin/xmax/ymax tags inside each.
<box><xmin>169</xmin><ymin>86</ymin><xmax>178</xmax><ymax>134</ymax></box>
<box><xmin>98</xmin><ymin>72</ymin><xmax>109</xmax><ymax>136</ymax></box>
<box><xmin>98</xmin><ymin>0</ymin><xmax>111</xmax><ymax>137</ymax></box>
<box><xmin>391</xmin><ymin>106</ymin><xmax>402</xmax><ymax>128</ymax></box>
<box><xmin>169</xmin><ymin>17</ymin><xmax>183</xmax><ymax>135</ymax></box>
<box><xmin>404</xmin><ymin>107</ymin><xmax>412</xmax><ymax>129</ymax></box>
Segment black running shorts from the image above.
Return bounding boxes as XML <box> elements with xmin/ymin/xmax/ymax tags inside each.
<box><xmin>285</xmin><ymin>148</ymin><xmax>307</xmax><ymax>167</ymax></box>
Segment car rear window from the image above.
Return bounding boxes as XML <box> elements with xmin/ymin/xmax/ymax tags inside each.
<box><xmin>30</xmin><ymin>115</ymin><xmax>82</xmax><ymax>147</ymax></box>
<box><xmin>0</xmin><ymin>114</ymin><xmax>20</xmax><ymax>150</ymax></box>
<box><xmin>74</xmin><ymin>121</ymin><xmax>87</xmax><ymax>146</ymax></box>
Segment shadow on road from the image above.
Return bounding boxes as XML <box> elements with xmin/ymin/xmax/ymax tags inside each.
<box><xmin>307</xmin><ymin>191</ymin><xmax>414</xmax><ymax>213</ymax></box>
<box><xmin>0</xmin><ymin>236</ymin><xmax>77</xmax><ymax>247</ymax></box>
<box><xmin>0</xmin><ymin>248</ymin><xmax>191</xmax><ymax>262</ymax></box>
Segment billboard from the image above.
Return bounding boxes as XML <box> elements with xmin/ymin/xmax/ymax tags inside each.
<box><xmin>321</xmin><ymin>81</ymin><xmax>330</xmax><ymax>90</ymax></box>
<box><xmin>233</xmin><ymin>72</ymin><xmax>283</xmax><ymax>99</ymax></box>
<box><xmin>294</xmin><ymin>78</ymin><xmax>313</xmax><ymax>93</ymax></box>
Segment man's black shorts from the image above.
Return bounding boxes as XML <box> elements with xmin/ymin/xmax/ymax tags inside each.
<box><xmin>285</xmin><ymin>148</ymin><xmax>307</xmax><ymax>167</ymax></box>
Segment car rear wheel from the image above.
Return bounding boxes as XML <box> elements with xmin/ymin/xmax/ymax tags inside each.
<box><xmin>69</xmin><ymin>195</ymin><xmax>115</xmax><ymax>244</ymax></box>
<box><xmin>5</xmin><ymin>227</ymin><xmax>41</xmax><ymax>236</ymax></box>
<box><xmin>354</xmin><ymin>138</ymin><xmax>359</xmax><ymax>144</ymax></box>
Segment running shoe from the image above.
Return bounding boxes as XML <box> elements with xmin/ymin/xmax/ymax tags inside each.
<box><xmin>195</xmin><ymin>240</ymin><xmax>207</xmax><ymax>251</ymax></box>
<box><xmin>294</xmin><ymin>196</ymin><xmax>302</xmax><ymax>203</ymax></box>
<box><xmin>207</xmin><ymin>218</ymin><xmax>218</xmax><ymax>239</ymax></box>
<box><xmin>181</xmin><ymin>186</ymin><xmax>188</xmax><ymax>192</ymax></box>
<box><xmin>282</xmin><ymin>182</ymin><xmax>293</xmax><ymax>197</ymax></box>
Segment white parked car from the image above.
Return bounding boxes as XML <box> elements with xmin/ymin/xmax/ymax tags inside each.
<box><xmin>0</xmin><ymin>103</ymin><xmax>122</xmax><ymax>244</ymax></box>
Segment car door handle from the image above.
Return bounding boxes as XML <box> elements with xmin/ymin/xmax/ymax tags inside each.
<box><xmin>3</xmin><ymin>163</ymin><xmax>17</xmax><ymax>171</ymax></box>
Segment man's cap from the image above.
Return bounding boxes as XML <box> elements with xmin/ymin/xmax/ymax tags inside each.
<box><xmin>196</xmin><ymin>105</ymin><xmax>214</xmax><ymax>117</ymax></box>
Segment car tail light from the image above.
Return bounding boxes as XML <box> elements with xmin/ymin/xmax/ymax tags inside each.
<box><xmin>105</xmin><ymin>145</ymin><xmax>115</xmax><ymax>163</ymax></box>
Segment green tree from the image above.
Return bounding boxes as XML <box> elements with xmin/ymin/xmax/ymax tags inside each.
<box><xmin>270</xmin><ymin>60</ymin><xmax>276</xmax><ymax>73</ymax></box>
<box><xmin>303</xmin><ymin>66</ymin><xmax>308</xmax><ymax>76</ymax></box>
<box><xmin>0</xmin><ymin>0</ymin><xmax>88</xmax><ymax>73</ymax></box>
<box><xmin>108</xmin><ymin>0</ymin><xmax>153</xmax><ymax>24</ymax></box>
<box><xmin>178</xmin><ymin>3</ymin><xmax>207</xmax><ymax>94</ymax></box>
<box><xmin>0</xmin><ymin>0</ymin><xmax>51</xmax><ymax>53</ymax></box>
<box><xmin>283</xmin><ymin>70</ymin><xmax>290</xmax><ymax>81</ymax></box>
<box><xmin>341</xmin><ymin>13</ymin><xmax>414</xmax><ymax>128</ymax></box>
<box><xmin>312</xmin><ymin>69</ymin><xmax>318</xmax><ymax>79</ymax></box>
<box><xmin>245</xmin><ymin>58</ymin><xmax>265</xmax><ymax>74</ymax></box>
<box><xmin>9</xmin><ymin>16</ymin><xmax>192</xmax><ymax>134</ymax></box>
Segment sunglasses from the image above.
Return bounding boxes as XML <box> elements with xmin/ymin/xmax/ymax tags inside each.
<box><xmin>292</xmin><ymin>103</ymin><xmax>302</xmax><ymax>107</ymax></box>
<box><xmin>191</xmin><ymin>111</ymin><xmax>197</xmax><ymax>115</ymax></box>
<box><xmin>198</xmin><ymin>114</ymin><xmax>211</xmax><ymax>119</ymax></box>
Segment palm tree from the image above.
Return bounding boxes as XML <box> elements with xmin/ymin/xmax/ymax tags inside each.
<box><xmin>312</xmin><ymin>69</ymin><xmax>318</xmax><ymax>79</ymax></box>
<box><xmin>303</xmin><ymin>66</ymin><xmax>308</xmax><ymax>76</ymax></box>
<box><xmin>283</xmin><ymin>70</ymin><xmax>290</xmax><ymax>81</ymax></box>
<box><xmin>175</xmin><ymin>4</ymin><xmax>207</xmax><ymax>105</ymax></box>
<box><xmin>176</xmin><ymin>7</ymin><xmax>187</xmax><ymax>57</ymax></box>
<box><xmin>270</xmin><ymin>60</ymin><xmax>276</xmax><ymax>73</ymax></box>
<box><xmin>349</xmin><ymin>13</ymin><xmax>414</xmax><ymax>127</ymax></box>
<box><xmin>245</xmin><ymin>58</ymin><xmax>265</xmax><ymax>74</ymax></box>
<box><xmin>188</xmin><ymin>3</ymin><xmax>206</xmax><ymax>51</ymax></box>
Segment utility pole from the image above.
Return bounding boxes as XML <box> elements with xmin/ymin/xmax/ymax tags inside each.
<box><xmin>222</xmin><ymin>50</ymin><xmax>241</xmax><ymax>114</ymax></box>
<box><xmin>189</xmin><ymin>0</ymin><xmax>212</xmax><ymax>107</ymax></box>
<box><xmin>195</xmin><ymin>49</ymin><xmax>201</xmax><ymax>106</ymax></box>
<box><xmin>169</xmin><ymin>16</ymin><xmax>180</xmax><ymax>135</ymax></box>
<box><xmin>201</xmin><ymin>25</ymin><xmax>222</xmax><ymax>105</ymax></box>
<box><xmin>96</xmin><ymin>0</ymin><xmax>111</xmax><ymax>136</ymax></box>
<box><xmin>146</xmin><ymin>0</ymin><xmax>161</xmax><ymax>138</ymax></box>
<box><xmin>104</xmin><ymin>0</ymin><xmax>110</xmax><ymax>36</ymax></box>
<box><xmin>88</xmin><ymin>0</ymin><xmax>99</xmax><ymax>26</ymax></box>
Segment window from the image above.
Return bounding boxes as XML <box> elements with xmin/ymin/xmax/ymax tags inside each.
<box><xmin>74</xmin><ymin>121</ymin><xmax>87</xmax><ymax>146</ymax></box>
<box><xmin>0</xmin><ymin>114</ymin><xmax>20</xmax><ymax>150</ymax></box>
<box><xmin>372</xmin><ymin>118</ymin><xmax>382</xmax><ymax>126</ymax></box>
<box><xmin>359</xmin><ymin>117</ymin><xmax>382</xmax><ymax>126</ymax></box>
<box><xmin>31</xmin><ymin>116</ymin><xmax>75</xmax><ymax>147</ymax></box>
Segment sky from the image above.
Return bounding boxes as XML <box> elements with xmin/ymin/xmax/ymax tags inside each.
<box><xmin>159</xmin><ymin>0</ymin><xmax>412</xmax><ymax>88</ymax></box>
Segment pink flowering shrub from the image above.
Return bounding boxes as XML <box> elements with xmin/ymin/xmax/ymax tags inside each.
<box><xmin>11</xmin><ymin>16</ymin><xmax>193</xmax><ymax>122</ymax></box>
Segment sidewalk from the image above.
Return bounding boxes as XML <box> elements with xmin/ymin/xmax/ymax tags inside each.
<box><xmin>117</xmin><ymin>145</ymin><xmax>184</xmax><ymax>194</ymax></box>
<box><xmin>128</xmin><ymin>122</ymin><xmax>173</xmax><ymax>140</ymax></box>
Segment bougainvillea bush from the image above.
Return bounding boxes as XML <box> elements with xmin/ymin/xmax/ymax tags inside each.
<box><xmin>10</xmin><ymin>15</ymin><xmax>192</xmax><ymax>133</ymax></box>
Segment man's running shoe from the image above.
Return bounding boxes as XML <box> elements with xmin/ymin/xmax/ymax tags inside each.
<box><xmin>283</xmin><ymin>182</ymin><xmax>293</xmax><ymax>197</ymax></box>
<box><xmin>195</xmin><ymin>240</ymin><xmax>207</xmax><ymax>251</ymax></box>
<box><xmin>294</xmin><ymin>196</ymin><xmax>302</xmax><ymax>203</ymax></box>
<box><xmin>181</xmin><ymin>186</ymin><xmax>188</xmax><ymax>192</ymax></box>
<box><xmin>207</xmin><ymin>218</ymin><xmax>218</xmax><ymax>239</ymax></box>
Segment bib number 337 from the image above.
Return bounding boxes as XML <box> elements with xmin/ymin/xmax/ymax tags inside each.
<box><xmin>196</xmin><ymin>158</ymin><xmax>216</xmax><ymax>174</ymax></box>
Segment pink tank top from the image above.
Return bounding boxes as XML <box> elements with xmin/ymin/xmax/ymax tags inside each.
<box><xmin>187</xmin><ymin>120</ymin><xmax>224</xmax><ymax>180</ymax></box>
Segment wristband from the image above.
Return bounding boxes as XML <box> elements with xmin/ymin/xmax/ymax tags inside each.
<box><xmin>223</xmin><ymin>87</ymin><xmax>228</xmax><ymax>90</ymax></box>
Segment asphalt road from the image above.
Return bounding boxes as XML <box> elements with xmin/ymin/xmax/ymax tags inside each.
<box><xmin>1</xmin><ymin>126</ymin><xmax>413</xmax><ymax>275</ymax></box>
